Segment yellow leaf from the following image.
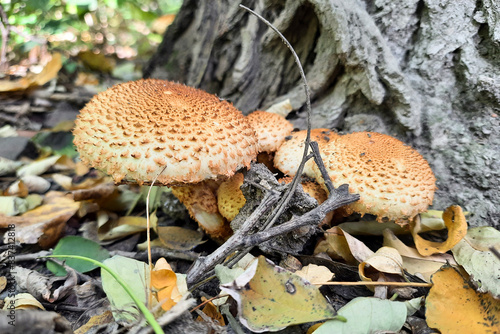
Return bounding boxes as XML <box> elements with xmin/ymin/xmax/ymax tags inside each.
<box><xmin>295</xmin><ymin>264</ymin><xmax>334</xmax><ymax>285</ymax></box>
<box><xmin>426</xmin><ymin>266</ymin><xmax>500</xmax><ymax>333</ymax></box>
<box><xmin>361</xmin><ymin>246</ymin><xmax>404</xmax><ymax>276</ymax></box>
<box><xmin>220</xmin><ymin>256</ymin><xmax>337</xmax><ymax>332</ymax></box>
<box><xmin>3</xmin><ymin>293</ymin><xmax>45</xmax><ymax>310</ymax></box>
<box><xmin>411</xmin><ymin>205</ymin><xmax>468</xmax><ymax>256</ymax></box>
<box><xmin>151</xmin><ymin>268</ymin><xmax>177</xmax><ymax>290</ymax></box>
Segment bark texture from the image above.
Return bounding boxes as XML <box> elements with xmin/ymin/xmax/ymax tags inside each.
<box><xmin>144</xmin><ymin>0</ymin><xmax>500</xmax><ymax>228</ymax></box>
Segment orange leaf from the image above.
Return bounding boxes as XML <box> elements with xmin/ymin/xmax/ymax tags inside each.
<box><xmin>197</xmin><ymin>300</ymin><xmax>225</xmax><ymax>326</ymax></box>
<box><xmin>411</xmin><ymin>205</ymin><xmax>467</xmax><ymax>256</ymax></box>
<box><xmin>151</xmin><ymin>269</ymin><xmax>177</xmax><ymax>290</ymax></box>
<box><xmin>426</xmin><ymin>267</ymin><xmax>500</xmax><ymax>333</ymax></box>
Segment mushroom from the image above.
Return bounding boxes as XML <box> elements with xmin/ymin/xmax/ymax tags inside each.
<box><xmin>311</xmin><ymin>132</ymin><xmax>436</xmax><ymax>223</ymax></box>
<box><xmin>246</xmin><ymin>110</ymin><xmax>294</xmax><ymax>172</ymax></box>
<box><xmin>216</xmin><ymin>172</ymin><xmax>246</xmax><ymax>222</ymax></box>
<box><xmin>73</xmin><ymin>79</ymin><xmax>259</xmax><ymax>238</ymax></box>
<box><xmin>274</xmin><ymin>128</ymin><xmax>339</xmax><ymax>177</ymax></box>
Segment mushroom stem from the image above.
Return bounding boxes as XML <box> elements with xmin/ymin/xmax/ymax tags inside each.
<box><xmin>171</xmin><ymin>181</ymin><xmax>232</xmax><ymax>241</ymax></box>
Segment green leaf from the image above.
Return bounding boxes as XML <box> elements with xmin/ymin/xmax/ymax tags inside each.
<box><xmin>452</xmin><ymin>226</ymin><xmax>500</xmax><ymax>298</ymax></box>
<box><xmin>47</xmin><ymin>236</ymin><xmax>110</xmax><ymax>276</ymax></box>
<box><xmin>313</xmin><ymin>297</ymin><xmax>408</xmax><ymax>334</ymax></box>
<box><xmin>101</xmin><ymin>255</ymin><xmax>150</xmax><ymax>323</ymax></box>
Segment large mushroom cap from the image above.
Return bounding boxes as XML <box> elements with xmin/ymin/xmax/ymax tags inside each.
<box><xmin>274</xmin><ymin>128</ymin><xmax>338</xmax><ymax>177</ymax></box>
<box><xmin>312</xmin><ymin>132</ymin><xmax>436</xmax><ymax>222</ymax></box>
<box><xmin>246</xmin><ymin>110</ymin><xmax>293</xmax><ymax>153</ymax></box>
<box><xmin>73</xmin><ymin>79</ymin><xmax>258</xmax><ymax>185</ymax></box>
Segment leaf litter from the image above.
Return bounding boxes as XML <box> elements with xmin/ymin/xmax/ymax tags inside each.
<box><xmin>0</xmin><ymin>8</ymin><xmax>499</xmax><ymax>334</ymax></box>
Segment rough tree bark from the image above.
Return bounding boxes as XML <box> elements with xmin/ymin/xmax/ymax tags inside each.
<box><xmin>144</xmin><ymin>0</ymin><xmax>500</xmax><ymax>228</ymax></box>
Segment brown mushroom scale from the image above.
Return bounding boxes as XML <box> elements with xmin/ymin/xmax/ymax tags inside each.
<box><xmin>73</xmin><ymin>79</ymin><xmax>258</xmax><ymax>185</ymax></box>
<box><xmin>312</xmin><ymin>132</ymin><xmax>436</xmax><ymax>222</ymax></box>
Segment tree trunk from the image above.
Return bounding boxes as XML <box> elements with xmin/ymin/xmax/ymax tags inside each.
<box><xmin>144</xmin><ymin>0</ymin><xmax>500</xmax><ymax>228</ymax></box>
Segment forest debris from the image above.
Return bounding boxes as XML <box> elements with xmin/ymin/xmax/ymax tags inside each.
<box><xmin>220</xmin><ymin>256</ymin><xmax>337</xmax><ymax>332</ymax></box>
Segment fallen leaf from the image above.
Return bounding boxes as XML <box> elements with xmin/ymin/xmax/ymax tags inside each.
<box><xmin>16</xmin><ymin>155</ymin><xmax>61</xmax><ymax>178</ymax></box>
<box><xmin>77</xmin><ymin>50</ymin><xmax>115</xmax><ymax>73</ymax></box>
<box><xmin>101</xmin><ymin>255</ymin><xmax>150</xmax><ymax>323</ymax></box>
<box><xmin>4</xmin><ymin>180</ymin><xmax>29</xmax><ymax>197</ymax></box>
<box><xmin>220</xmin><ymin>256</ymin><xmax>337</xmax><ymax>332</ymax></box>
<box><xmin>0</xmin><ymin>194</ymin><xmax>42</xmax><ymax>216</ymax></box>
<box><xmin>0</xmin><ymin>157</ymin><xmax>23</xmax><ymax>176</ymax></box>
<box><xmin>0</xmin><ymin>53</ymin><xmax>62</xmax><ymax>92</ymax></box>
<box><xmin>197</xmin><ymin>299</ymin><xmax>225</xmax><ymax>326</ymax></box>
<box><xmin>426</xmin><ymin>266</ymin><xmax>500</xmax><ymax>333</ymax></box>
<box><xmin>360</xmin><ymin>247</ymin><xmax>404</xmax><ymax>276</ymax></box>
<box><xmin>383</xmin><ymin>229</ymin><xmax>455</xmax><ymax>282</ymax></box>
<box><xmin>151</xmin><ymin>258</ymin><xmax>188</xmax><ymax>311</ymax></box>
<box><xmin>452</xmin><ymin>226</ymin><xmax>500</xmax><ymax>298</ymax></box>
<box><xmin>157</xmin><ymin>226</ymin><xmax>205</xmax><ymax>250</ymax></box>
<box><xmin>313</xmin><ymin>297</ymin><xmax>409</xmax><ymax>334</ymax></box>
<box><xmin>0</xmin><ymin>191</ymin><xmax>79</xmax><ymax>248</ymax></box>
<box><xmin>295</xmin><ymin>264</ymin><xmax>335</xmax><ymax>285</ymax></box>
<box><xmin>46</xmin><ymin>236</ymin><xmax>110</xmax><ymax>276</ymax></box>
<box><xmin>314</xmin><ymin>227</ymin><xmax>357</xmax><ymax>264</ymax></box>
<box><xmin>2</xmin><ymin>293</ymin><xmax>45</xmax><ymax>310</ymax></box>
<box><xmin>411</xmin><ymin>205</ymin><xmax>468</xmax><ymax>256</ymax></box>
<box><xmin>98</xmin><ymin>214</ymin><xmax>155</xmax><ymax>241</ymax></box>
<box><xmin>74</xmin><ymin>311</ymin><xmax>114</xmax><ymax>334</ymax></box>
<box><xmin>0</xmin><ymin>277</ymin><xmax>6</xmax><ymax>293</ymax></box>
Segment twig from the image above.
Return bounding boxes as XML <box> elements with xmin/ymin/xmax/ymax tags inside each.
<box><xmin>317</xmin><ymin>281</ymin><xmax>433</xmax><ymax>288</ymax></box>
<box><xmin>239</xmin><ymin>5</ymin><xmax>313</xmax><ymax>232</ymax></box>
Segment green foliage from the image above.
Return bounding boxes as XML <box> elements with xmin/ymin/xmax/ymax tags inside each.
<box><xmin>1</xmin><ymin>0</ymin><xmax>182</xmax><ymax>62</ymax></box>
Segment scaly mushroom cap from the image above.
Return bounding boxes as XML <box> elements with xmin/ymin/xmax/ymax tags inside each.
<box><xmin>73</xmin><ymin>79</ymin><xmax>258</xmax><ymax>185</ymax></box>
<box><xmin>246</xmin><ymin>110</ymin><xmax>293</xmax><ymax>153</ymax></box>
<box><xmin>312</xmin><ymin>132</ymin><xmax>436</xmax><ymax>222</ymax></box>
<box><xmin>274</xmin><ymin>128</ymin><xmax>338</xmax><ymax>177</ymax></box>
<box><xmin>216</xmin><ymin>172</ymin><xmax>246</xmax><ymax>222</ymax></box>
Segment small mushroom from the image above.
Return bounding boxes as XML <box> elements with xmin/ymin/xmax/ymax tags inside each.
<box><xmin>216</xmin><ymin>172</ymin><xmax>246</xmax><ymax>222</ymax></box>
<box><xmin>274</xmin><ymin>128</ymin><xmax>338</xmax><ymax>177</ymax></box>
<box><xmin>73</xmin><ymin>79</ymin><xmax>259</xmax><ymax>238</ymax></box>
<box><xmin>311</xmin><ymin>132</ymin><xmax>437</xmax><ymax>223</ymax></box>
<box><xmin>246</xmin><ymin>110</ymin><xmax>294</xmax><ymax>172</ymax></box>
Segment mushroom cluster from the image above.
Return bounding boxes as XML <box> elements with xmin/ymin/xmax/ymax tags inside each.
<box><xmin>73</xmin><ymin>78</ymin><xmax>436</xmax><ymax>240</ymax></box>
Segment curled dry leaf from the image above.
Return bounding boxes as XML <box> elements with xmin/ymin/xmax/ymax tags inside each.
<box><xmin>383</xmin><ymin>229</ymin><xmax>456</xmax><ymax>282</ymax></box>
<box><xmin>314</xmin><ymin>227</ymin><xmax>357</xmax><ymax>264</ymax></box>
<box><xmin>152</xmin><ymin>258</ymin><xmax>188</xmax><ymax>311</ymax></box>
<box><xmin>294</xmin><ymin>264</ymin><xmax>335</xmax><ymax>285</ymax></box>
<box><xmin>411</xmin><ymin>205</ymin><xmax>468</xmax><ymax>256</ymax></box>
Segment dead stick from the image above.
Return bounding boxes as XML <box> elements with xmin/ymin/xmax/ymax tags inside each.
<box><xmin>316</xmin><ymin>281</ymin><xmax>433</xmax><ymax>288</ymax></box>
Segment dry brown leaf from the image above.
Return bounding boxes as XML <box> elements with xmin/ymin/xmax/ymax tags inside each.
<box><xmin>196</xmin><ymin>299</ymin><xmax>226</xmax><ymax>326</ymax></box>
<box><xmin>0</xmin><ymin>191</ymin><xmax>79</xmax><ymax>248</ymax></box>
<box><xmin>0</xmin><ymin>53</ymin><xmax>62</xmax><ymax>92</ymax></box>
<box><xmin>98</xmin><ymin>214</ymin><xmax>155</xmax><ymax>241</ymax></box>
<box><xmin>0</xmin><ymin>276</ymin><xmax>6</xmax><ymax>293</ymax></box>
<box><xmin>426</xmin><ymin>266</ymin><xmax>500</xmax><ymax>333</ymax></box>
<box><xmin>314</xmin><ymin>227</ymin><xmax>357</xmax><ymax>264</ymax></box>
<box><xmin>74</xmin><ymin>311</ymin><xmax>114</xmax><ymax>334</ymax></box>
<box><xmin>411</xmin><ymin>205</ymin><xmax>468</xmax><ymax>256</ymax></box>
<box><xmin>157</xmin><ymin>226</ymin><xmax>205</xmax><ymax>250</ymax></box>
